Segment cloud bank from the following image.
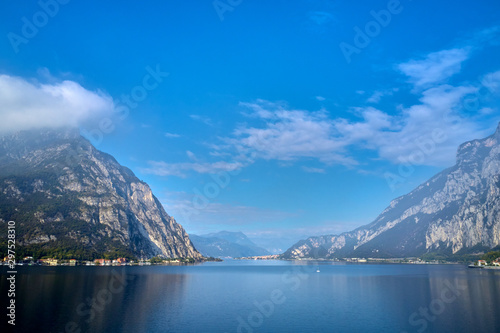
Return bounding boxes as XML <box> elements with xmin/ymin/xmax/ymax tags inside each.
<box><xmin>397</xmin><ymin>48</ymin><xmax>469</xmax><ymax>89</ymax></box>
<box><xmin>0</xmin><ymin>74</ymin><xmax>114</xmax><ymax>135</ymax></box>
<box><xmin>141</xmin><ymin>27</ymin><xmax>500</xmax><ymax>178</ymax></box>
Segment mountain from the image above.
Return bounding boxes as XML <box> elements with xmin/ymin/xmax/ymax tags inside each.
<box><xmin>284</xmin><ymin>124</ymin><xmax>500</xmax><ymax>259</ymax></box>
<box><xmin>190</xmin><ymin>231</ymin><xmax>270</xmax><ymax>257</ymax></box>
<box><xmin>0</xmin><ymin>128</ymin><xmax>201</xmax><ymax>260</ymax></box>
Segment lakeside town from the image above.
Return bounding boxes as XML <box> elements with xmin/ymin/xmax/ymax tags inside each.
<box><xmin>469</xmin><ymin>259</ymin><xmax>500</xmax><ymax>269</ymax></box>
<box><xmin>238</xmin><ymin>255</ymin><xmax>500</xmax><ymax>268</ymax></box>
<box><xmin>1</xmin><ymin>256</ymin><xmax>200</xmax><ymax>266</ymax></box>
<box><xmin>3</xmin><ymin>253</ymin><xmax>500</xmax><ymax>267</ymax></box>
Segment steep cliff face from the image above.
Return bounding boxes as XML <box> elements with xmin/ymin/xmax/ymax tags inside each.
<box><xmin>284</xmin><ymin>124</ymin><xmax>500</xmax><ymax>259</ymax></box>
<box><xmin>0</xmin><ymin>129</ymin><xmax>201</xmax><ymax>259</ymax></box>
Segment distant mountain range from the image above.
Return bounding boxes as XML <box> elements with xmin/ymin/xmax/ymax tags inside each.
<box><xmin>190</xmin><ymin>231</ymin><xmax>270</xmax><ymax>258</ymax></box>
<box><xmin>0</xmin><ymin>129</ymin><xmax>201</xmax><ymax>260</ymax></box>
<box><xmin>284</xmin><ymin>123</ymin><xmax>500</xmax><ymax>259</ymax></box>
<box><xmin>4</xmin><ymin>124</ymin><xmax>499</xmax><ymax>262</ymax></box>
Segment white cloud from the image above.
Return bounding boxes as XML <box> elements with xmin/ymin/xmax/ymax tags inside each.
<box><xmin>302</xmin><ymin>166</ymin><xmax>326</xmax><ymax>174</ymax></box>
<box><xmin>315</xmin><ymin>96</ymin><xmax>326</xmax><ymax>101</ymax></box>
<box><xmin>482</xmin><ymin>70</ymin><xmax>500</xmax><ymax>93</ymax></box>
<box><xmin>227</xmin><ymin>77</ymin><xmax>491</xmax><ymax>168</ymax></box>
<box><xmin>190</xmin><ymin>114</ymin><xmax>214</xmax><ymax>126</ymax></box>
<box><xmin>479</xmin><ymin>107</ymin><xmax>495</xmax><ymax>115</ymax></box>
<box><xmin>228</xmin><ymin>101</ymin><xmax>355</xmax><ymax>165</ymax></box>
<box><xmin>466</xmin><ymin>25</ymin><xmax>500</xmax><ymax>48</ymax></box>
<box><xmin>366</xmin><ymin>88</ymin><xmax>398</xmax><ymax>104</ymax></box>
<box><xmin>186</xmin><ymin>150</ymin><xmax>197</xmax><ymax>161</ymax></box>
<box><xmin>398</xmin><ymin>48</ymin><xmax>469</xmax><ymax>89</ymax></box>
<box><xmin>335</xmin><ymin>84</ymin><xmax>485</xmax><ymax>166</ymax></box>
<box><xmin>366</xmin><ymin>91</ymin><xmax>385</xmax><ymax>104</ymax></box>
<box><xmin>140</xmin><ymin>160</ymin><xmax>243</xmax><ymax>177</ymax></box>
<box><xmin>165</xmin><ymin>132</ymin><xmax>181</xmax><ymax>138</ymax></box>
<box><xmin>140</xmin><ymin>40</ymin><xmax>500</xmax><ymax>178</ymax></box>
<box><xmin>146</xmin><ymin>72</ymin><xmax>495</xmax><ymax>178</ymax></box>
<box><xmin>0</xmin><ymin>74</ymin><xmax>114</xmax><ymax>134</ymax></box>
<box><xmin>333</xmin><ymin>106</ymin><xmax>393</xmax><ymax>145</ymax></box>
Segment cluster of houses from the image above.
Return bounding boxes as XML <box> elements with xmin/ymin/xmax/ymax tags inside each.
<box><xmin>1</xmin><ymin>256</ymin><xmax>130</xmax><ymax>266</ymax></box>
<box><xmin>475</xmin><ymin>259</ymin><xmax>500</xmax><ymax>267</ymax></box>
<box><xmin>92</xmin><ymin>258</ymin><xmax>128</xmax><ymax>266</ymax></box>
<box><xmin>1</xmin><ymin>256</ymin><xmax>191</xmax><ymax>266</ymax></box>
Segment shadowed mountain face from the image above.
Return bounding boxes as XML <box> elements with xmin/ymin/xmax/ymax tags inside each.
<box><xmin>284</xmin><ymin>124</ymin><xmax>500</xmax><ymax>259</ymax></box>
<box><xmin>190</xmin><ymin>231</ymin><xmax>270</xmax><ymax>258</ymax></box>
<box><xmin>0</xmin><ymin>129</ymin><xmax>201</xmax><ymax>260</ymax></box>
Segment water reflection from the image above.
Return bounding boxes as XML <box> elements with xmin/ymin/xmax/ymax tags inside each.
<box><xmin>0</xmin><ymin>266</ymin><xmax>190</xmax><ymax>333</ymax></box>
<box><xmin>1</xmin><ymin>263</ymin><xmax>500</xmax><ymax>333</ymax></box>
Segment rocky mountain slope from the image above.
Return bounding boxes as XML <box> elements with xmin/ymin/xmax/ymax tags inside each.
<box><xmin>190</xmin><ymin>231</ymin><xmax>270</xmax><ymax>258</ymax></box>
<box><xmin>0</xmin><ymin>129</ymin><xmax>201</xmax><ymax>260</ymax></box>
<box><xmin>283</xmin><ymin>124</ymin><xmax>500</xmax><ymax>259</ymax></box>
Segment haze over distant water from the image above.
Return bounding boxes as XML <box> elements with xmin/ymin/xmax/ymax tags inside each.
<box><xmin>190</xmin><ymin>231</ymin><xmax>270</xmax><ymax>258</ymax></box>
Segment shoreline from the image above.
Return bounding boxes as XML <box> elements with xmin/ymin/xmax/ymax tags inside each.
<box><xmin>0</xmin><ymin>259</ymin><xmax>479</xmax><ymax>267</ymax></box>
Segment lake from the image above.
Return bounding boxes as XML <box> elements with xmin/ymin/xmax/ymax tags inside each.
<box><xmin>1</xmin><ymin>260</ymin><xmax>500</xmax><ymax>333</ymax></box>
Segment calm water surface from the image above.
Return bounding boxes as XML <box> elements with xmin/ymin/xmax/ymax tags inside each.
<box><xmin>1</xmin><ymin>260</ymin><xmax>500</xmax><ymax>333</ymax></box>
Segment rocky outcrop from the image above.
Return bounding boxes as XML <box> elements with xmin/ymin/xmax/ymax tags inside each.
<box><xmin>284</xmin><ymin>124</ymin><xmax>500</xmax><ymax>259</ymax></box>
<box><xmin>0</xmin><ymin>128</ymin><xmax>201</xmax><ymax>259</ymax></box>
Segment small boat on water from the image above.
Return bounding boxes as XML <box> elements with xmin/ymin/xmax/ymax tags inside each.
<box><xmin>468</xmin><ymin>264</ymin><xmax>483</xmax><ymax>268</ymax></box>
<box><xmin>316</xmin><ymin>268</ymin><xmax>320</xmax><ymax>273</ymax></box>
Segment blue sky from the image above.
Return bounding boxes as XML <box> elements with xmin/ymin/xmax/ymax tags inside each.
<box><xmin>1</xmin><ymin>0</ymin><xmax>500</xmax><ymax>252</ymax></box>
